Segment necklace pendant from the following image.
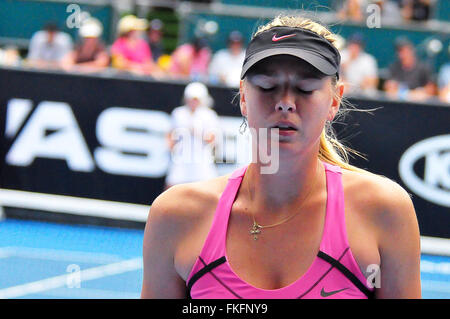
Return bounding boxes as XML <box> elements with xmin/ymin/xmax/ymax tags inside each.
<box><xmin>250</xmin><ymin>221</ymin><xmax>262</xmax><ymax>240</ymax></box>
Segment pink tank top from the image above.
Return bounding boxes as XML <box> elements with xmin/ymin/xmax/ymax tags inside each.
<box><xmin>186</xmin><ymin>162</ymin><xmax>375</xmax><ymax>299</ymax></box>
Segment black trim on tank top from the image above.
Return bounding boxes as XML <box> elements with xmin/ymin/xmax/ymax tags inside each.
<box><xmin>186</xmin><ymin>251</ymin><xmax>374</xmax><ymax>299</ymax></box>
<box><xmin>296</xmin><ymin>246</ymin><xmax>349</xmax><ymax>298</ymax></box>
<box><xmin>317</xmin><ymin>250</ymin><xmax>375</xmax><ymax>299</ymax></box>
<box><xmin>186</xmin><ymin>256</ymin><xmax>227</xmax><ymax>297</ymax></box>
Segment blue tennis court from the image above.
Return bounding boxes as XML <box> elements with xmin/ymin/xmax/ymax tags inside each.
<box><xmin>0</xmin><ymin>218</ymin><xmax>448</xmax><ymax>299</ymax></box>
<box><xmin>0</xmin><ymin>219</ymin><xmax>143</xmax><ymax>299</ymax></box>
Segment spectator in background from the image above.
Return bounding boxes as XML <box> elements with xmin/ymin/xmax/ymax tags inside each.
<box><xmin>26</xmin><ymin>22</ymin><xmax>73</xmax><ymax>69</ymax></box>
<box><xmin>337</xmin><ymin>0</ymin><xmax>365</xmax><ymax>22</ymax></box>
<box><xmin>401</xmin><ymin>0</ymin><xmax>433</xmax><ymax>22</ymax></box>
<box><xmin>165</xmin><ymin>82</ymin><xmax>219</xmax><ymax>189</ymax></box>
<box><xmin>0</xmin><ymin>46</ymin><xmax>21</xmax><ymax>66</ymax></box>
<box><xmin>147</xmin><ymin>19</ymin><xmax>164</xmax><ymax>63</ymax></box>
<box><xmin>384</xmin><ymin>37</ymin><xmax>435</xmax><ymax>101</ymax></box>
<box><xmin>371</xmin><ymin>0</ymin><xmax>402</xmax><ymax>25</ymax></box>
<box><xmin>169</xmin><ymin>37</ymin><xmax>211</xmax><ymax>81</ymax></box>
<box><xmin>209</xmin><ymin>30</ymin><xmax>246</xmax><ymax>87</ymax></box>
<box><xmin>437</xmin><ymin>62</ymin><xmax>450</xmax><ymax>103</ymax></box>
<box><xmin>61</xmin><ymin>17</ymin><xmax>109</xmax><ymax>73</ymax></box>
<box><xmin>340</xmin><ymin>33</ymin><xmax>379</xmax><ymax>96</ymax></box>
<box><xmin>145</xmin><ymin>18</ymin><xmax>173</xmax><ymax>76</ymax></box>
<box><xmin>111</xmin><ymin>15</ymin><xmax>155</xmax><ymax>75</ymax></box>
<box><xmin>338</xmin><ymin>0</ymin><xmax>403</xmax><ymax>25</ymax></box>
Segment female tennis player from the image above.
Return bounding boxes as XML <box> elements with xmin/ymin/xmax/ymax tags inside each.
<box><xmin>141</xmin><ymin>15</ymin><xmax>421</xmax><ymax>299</ymax></box>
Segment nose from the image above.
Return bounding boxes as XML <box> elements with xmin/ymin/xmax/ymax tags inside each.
<box><xmin>275</xmin><ymin>91</ymin><xmax>296</xmax><ymax>113</ymax></box>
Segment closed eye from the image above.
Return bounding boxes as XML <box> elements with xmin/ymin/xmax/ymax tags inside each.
<box><xmin>248</xmin><ymin>74</ymin><xmax>317</xmax><ymax>95</ymax></box>
<box><xmin>258</xmin><ymin>85</ymin><xmax>313</xmax><ymax>95</ymax></box>
<box><xmin>248</xmin><ymin>74</ymin><xmax>277</xmax><ymax>92</ymax></box>
<box><xmin>257</xmin><ymin>84</ymin><xmax>277</xmax><ymax>92</ymax></box>
<box><xmin>295</xmin><ymin>87</ymin><xmax>314</xmax><ymax>95</ymax></box>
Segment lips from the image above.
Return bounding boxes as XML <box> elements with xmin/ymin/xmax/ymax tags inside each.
<box><xmin>270</xmin><ymin>121</ymin><xmax>298</xmax><ymax>137</ymax></box>
<box><xmin>271</xmin><ymin>121</ymin><xmax>298</xmax><ymax>131</ymax></box>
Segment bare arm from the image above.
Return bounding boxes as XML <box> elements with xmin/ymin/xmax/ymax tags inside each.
<box><xmin>141</xmin><ymin>190</ymin><xmax>187</xmax><ymax>298</ymax></box>
<box><xmin>72</xmin><ymin>52</ymin><xmax>110</xmax><ymax>70</ymax></box>
<box><xmin>166</xmin><ymin>130</ymin><xmax>177</xmax><ymax>152</ymax></box>
<box><xmin>374</xmin><ymin>182</ymin><xmax>421</xmax><ymax>298</ymax></box>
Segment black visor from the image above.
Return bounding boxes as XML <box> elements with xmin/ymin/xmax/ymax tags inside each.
<box><xmin>241</xmin><ymin>26</ymin><xmax>341</xmax><ymax>80</ymax></box>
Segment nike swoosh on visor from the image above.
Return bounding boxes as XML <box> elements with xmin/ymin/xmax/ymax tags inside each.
<box><xmin>272</xmin><ymin>34</ymin><xmax>296</xmax><ymax>42</ymax></box>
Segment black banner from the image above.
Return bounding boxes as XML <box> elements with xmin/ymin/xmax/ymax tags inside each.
<box><xmin>0</xmin><ymin>67</ymin><xmax>239</xmax><ymax>207</ymax></box>
<box><xmin>335</xmin><ymin>98</ymin><xmax>450</xmax><ymax>238</ymax></box>
<box><xmin>0</xmin><ymin>67</ymin><xmax>448</xmax><ymax>238</ymax></box>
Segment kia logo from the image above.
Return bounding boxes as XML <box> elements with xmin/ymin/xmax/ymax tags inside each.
<box><xmin>399</xmin><ymin>135</ymin><xmax>450</xmax><ymax>207</ymax></box>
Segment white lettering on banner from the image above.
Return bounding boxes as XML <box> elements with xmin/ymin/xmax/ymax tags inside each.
<box><xmin>399</xmin><ymin>135</ymin><xmax>450</xmax><ymax>207</ymax></box>
<box><xmin>94</xmin><ymin>107</ymin><xmax>171</xmax><ymax>177</ymax></box>
<box><xmin>5</xmin><ymin>98</ymin><xmax>33</xmax><ymax>138</ymax></box>
<box><xmin>5</xmin><ymin>100</ymin><xmax>95</xmax><ymax>172</ymax></box>
<box><xmin>3</xmin><ymin>98</ymin><xmax>249</xmax><ymax>178</ymax></box>
<box><xmin>425</xmin><ymin>152</ymin><xmax>450</xmax><ymax>189</ymax></box>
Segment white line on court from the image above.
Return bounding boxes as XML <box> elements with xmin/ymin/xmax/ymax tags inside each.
<box><xmin>0</xmin><ymin>188</ymin><xmax>149</xmax><ymax>222</ymax></box>
<box><xmin>421</xmin><ymin>260</ymin><xmax>450</xmax><ymax>275</ymax></box>
<box><xmin>0</xmin><ymin>247</ymin><xmax>124</xmax><ymax>264</ymax></box>
<box><xmin>421</xmin><ymin>236</ymin><xmax>450</xmax><ymax>256</ymax></box>
<box><xmin>421</xmin><ymin>280</ymin><xmax>450</xmax><ymax>294</ymax></box>
<box><xmin>38</xmin><ymin>287</ymin><xmax>141</xmax><ymax>299</ymax></box>
<box><xmin>0</xmin><ymin>257</ymin><xmax>143</xmax><ymax>299</ymax></box>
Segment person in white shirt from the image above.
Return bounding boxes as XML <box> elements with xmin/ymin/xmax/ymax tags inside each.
<box><xmin>165</xmin><ymin>82</ymin><xmax>220</xmax><ymax>188</ymax></box>
<box><xmin>209</xmin><ymin>31</ymin><xmax>246</xmax><ymax>88</ymax></box>
<box><xmin>340</xmin><ymin>33</ymin><xmax>379</xmax><ymax>96</ymax></box>
<box><xmin>27</xmin><ymin>23</ymin><xmax>73</xmax><ymax>69</ymax></box>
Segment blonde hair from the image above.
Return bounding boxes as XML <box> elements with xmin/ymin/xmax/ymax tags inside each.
<box><xmin>252</xmin><ymin>15</ymin><xmax>366</xmax><ymax>173</ymax></box>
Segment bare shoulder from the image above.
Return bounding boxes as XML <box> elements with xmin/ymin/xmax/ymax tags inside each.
<box><xmin>342</xmin><ymin>168</ymin><xmax>413</xmax><ymax>206</ymax></box>
<box><xmin>341</xmin><ymin>168</ymin><xmax>418</xmax><ymax>238</ymax></box>
<box><xmin>141</xmin><ymin>175</ymin><xmax>232</xmax><ymax>298</ymax></box>
<box><xmin>141</xmin><ymin>175</ymin><xmax>231</xmax><ymax>298</ymax></box>
<box><xmin>147</xmin><ymin>174</ymin><xmax>231</xmax><ymax>237</ymax></box>
<box><xmin>341</xmin><ymin>168</ymin><xmax>421</xmax><ymax>298</ymax></box>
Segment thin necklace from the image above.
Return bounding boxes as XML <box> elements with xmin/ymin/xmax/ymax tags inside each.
<box><xmin>247</xmin><ymin>163</ymin><xmax>320</xmax><ymax>240</ymax></box>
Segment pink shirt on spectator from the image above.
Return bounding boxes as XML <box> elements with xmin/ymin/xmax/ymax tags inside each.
<box><xmin>170</xmin><ymin>43</ymin><xmax>211</xmax><ymax>77</ymax></box>
<box><xmin>111</xmin><ymin>37</ymin><xmax>152</xmax><ymax>63</ymax></box>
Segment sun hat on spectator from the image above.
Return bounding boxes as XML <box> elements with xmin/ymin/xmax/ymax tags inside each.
<box><xmin>79</xmin><ymin>17</ymin><xmax>103</xmax><ymax>38</ymax></box>
<box><xmin>117</xmin><ymin>15</ymin><xmax>148</xmax><ymax>36</ymax></box>
<box><xmin>184</xmin><ymin>82</ymin><xmax>213</xmax><ymax>108</ymax></box>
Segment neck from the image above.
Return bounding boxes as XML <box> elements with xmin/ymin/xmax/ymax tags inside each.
<box><xmin>245</xmin><ymin>146</ymin><xmax>322</xmax><ymax>214</ymax></box>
